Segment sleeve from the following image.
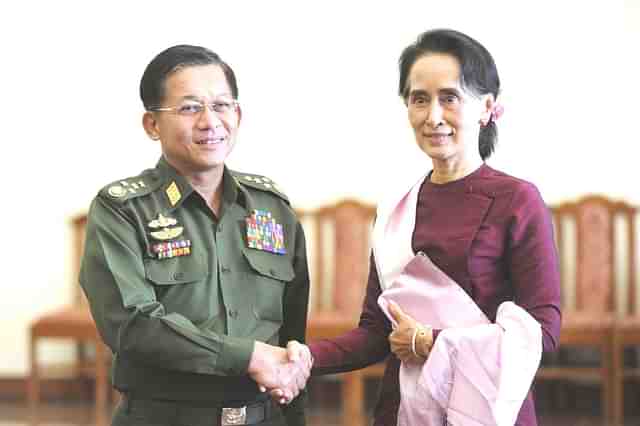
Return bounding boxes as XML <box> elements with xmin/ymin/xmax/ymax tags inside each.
<box><xmin>308</xmin><ymin>253</ymin><xmax>392</xmax><ymax>375</ymax></box>
<box><xmin>506</xmin><ymin>183</ymin><xmax>562</xmax><ymax>352</ymax></box>
<box><xmin>79</xmin><ymin>196</ymin><xmax>254</xmax><ymax>377</ymax></box>
<box><xmin>279</xmin><ymin>221</ymin><xmax>311</xmax><ymax>426</ymax></box>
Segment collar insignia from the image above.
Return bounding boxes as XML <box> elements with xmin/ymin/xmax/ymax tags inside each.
<box><xmin>166</xmin><ymin>181</ymin><xmax>181</xmax><ymax>206</ymax></box>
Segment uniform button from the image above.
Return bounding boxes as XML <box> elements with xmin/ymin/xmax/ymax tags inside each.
<box><xmin>229</xmin><ymin>310</ymin><xmax>238</xmax><ymax>319</ymax></box>
<box><xmin>269</xmin><ymin>268</ymin><xmax>276</xmax><ymax>277</ymax></box>
<box><xmin>221</xmin><ymin>266</ymin><xmax>231</xmax><ymax>274</ymax></box>
<box><xmin>173</xmin><ymin>272</ymin><xmax>184</xmax><ymax>280</ymax></box>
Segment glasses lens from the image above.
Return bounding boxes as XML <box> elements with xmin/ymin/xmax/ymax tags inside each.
<box><xmin>211</xmin><ymin>101</ymin><xmax>229</xmax><ymax>113</ymax></box>
<box><xmin>177</xmin><ymin>102</ymin><xmax>204</xmax><ymax>116</ymax></box>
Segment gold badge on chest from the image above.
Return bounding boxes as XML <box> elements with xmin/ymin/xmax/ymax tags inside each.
<box><xmin>148</xmin><ymin>213</ymin><xmax>191</xmax><ymax>259</ymax></box>
<box><xmin>148</xmin><ymin>213</ymin><xmax>183</xmax><ymax>240</ymax></box>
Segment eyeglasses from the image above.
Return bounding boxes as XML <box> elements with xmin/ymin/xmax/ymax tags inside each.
<box><xmin>148</xmin><ymin>99</ymin><xmax>240</xmax><ymax>117</ymax></box>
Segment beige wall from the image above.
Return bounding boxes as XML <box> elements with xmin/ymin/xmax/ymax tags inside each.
<box><xmin>0</xmin><ymin>0</ymin><xmax>635</xmax><ymax>376</ymax></box>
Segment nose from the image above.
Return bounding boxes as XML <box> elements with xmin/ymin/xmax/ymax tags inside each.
<box><xmin>196</xmin><ymin>104</ymin><xmax>224</xmax><ymax>129</ymax></box>
<box><xmin>425</xmin><ymin>99</ymin><xmax>444</xmax><ymax>128</ymax></box>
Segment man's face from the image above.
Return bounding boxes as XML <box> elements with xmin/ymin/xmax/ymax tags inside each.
<box><xmin>144</xmin><ymin>64</ymin><xmax>241</xmax><ymax>176</ymax></box>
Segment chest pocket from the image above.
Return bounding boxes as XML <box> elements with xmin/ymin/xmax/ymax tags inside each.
<box><xmin>144</xmin><ymin>248</ymin><xmax>208</xmax><ymax>284</ymax></box>
<box><xmin>143</xmin><ymin>250</ymin><xmax>212</xmax><ymax>323</ymax></box>
<box><xmin>242</xmin><ymin>249</ymin><xmax>295</xmax><ymax>324</ymax></box>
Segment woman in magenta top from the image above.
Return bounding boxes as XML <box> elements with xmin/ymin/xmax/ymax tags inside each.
<box><xmin>306</xmin><ymin>29</ymin><xmax>561</xmax><ymax>425</ymax></box>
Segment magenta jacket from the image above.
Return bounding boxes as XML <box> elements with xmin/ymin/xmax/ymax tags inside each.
<box><xmin>308</xmin><ymin>164</ymin><xmax>561</xmax><ymax>426</ymax></box>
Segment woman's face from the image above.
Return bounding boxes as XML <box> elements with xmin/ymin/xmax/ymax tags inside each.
<box><xmin>406</xmin><ymin>53</ymin><xmax>493</xmax><ymax>169</ymax></box>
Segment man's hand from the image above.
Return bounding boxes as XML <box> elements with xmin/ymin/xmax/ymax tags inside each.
<box><xmin>285</xmin><ymin>340</ymin><xmax>313</xmax><ymax>372</ymax></box>
<box><xmin>388</xmin><ymin>300</ymin><xmax>431</xmax><ymax>363</ymax></box>
<box><xmin>263</xmin><ymin>341</ymin><xmax>313</xmax><ymax>405</ymax></box>
<box><xmin>247</xmin><ymin>341</ymin><xmax>311</xmax><ymax>404</ymax></box>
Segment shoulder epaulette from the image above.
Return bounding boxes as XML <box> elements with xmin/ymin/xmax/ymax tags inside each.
<box><xmin>99</xmin><ymin>170</ymin><xmax>162</xmax><ymax>203</ymax></box>
<box><xmin>231</xmin><ymin>170</ymin><xmax>289</xmax><ymax>204</ymax></box>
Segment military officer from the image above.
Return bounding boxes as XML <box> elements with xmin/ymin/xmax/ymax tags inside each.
<box><xmin>79</xmin><ymin>45</ymin><xmax>311</xmax><ymax>426</ymax></box>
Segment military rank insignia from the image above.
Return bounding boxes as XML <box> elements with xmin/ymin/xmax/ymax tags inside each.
<box><xmin>148</xmin><ymin>213</ymin><xmax>191</xmax><ymax>259</ymax></box>
<box><xmin>165</xmin><ymin>181</ymin><xmax>181</xmax><ymax>207</ymax></box>
<box><xmin>245</xmin><ymin>209</ymin><xmax>286</xmax><ymax>255</ymax></box>
<box><xmin>108</xmin><ymin>180</ymin><xmax>147</xmax><ymax>198</ymax></box>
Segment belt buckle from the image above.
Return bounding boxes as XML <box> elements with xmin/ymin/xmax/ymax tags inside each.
<box><xmin>221</xmin><ymin>406</ymin><xmax>247</xmax><ymax>425</ymax></box>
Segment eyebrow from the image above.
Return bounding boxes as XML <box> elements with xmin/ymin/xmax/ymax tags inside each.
<box><xmin>179</xmin><ymin>94</ymin><xmax>233</xmax><ymax>102</ymax></box>
<box><xmin>409</xmin><ymin>87</ymin><xmax>463</xmax><ymax>98</ymax></box>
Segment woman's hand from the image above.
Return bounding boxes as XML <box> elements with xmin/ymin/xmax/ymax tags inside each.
<box><xmin>388</xmin><ymin>301</ymin><xmax>432</xmax><ymax>363</ymax></box>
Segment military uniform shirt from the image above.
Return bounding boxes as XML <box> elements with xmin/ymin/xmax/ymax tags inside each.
<box><xmin>80</xmin><ymin>157</ymin><xmax>310</xmax><ymax>425</ymax></box>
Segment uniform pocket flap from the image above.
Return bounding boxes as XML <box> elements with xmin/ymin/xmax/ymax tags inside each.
<box><xmin>144</xmin><ymin>252</ymin><xmax>208</xmax><ymax>285</ymax></box>
<box><xmin>242</xmin><ymin>249</ymin><xmax>295</xmax><ymax>282</ymax></box>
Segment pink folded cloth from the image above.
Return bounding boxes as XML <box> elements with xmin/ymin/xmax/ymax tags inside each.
<box><xmin>379</xmin><ymin>254</ymin><xmax>541</xmax><ymax>426</ymax></box>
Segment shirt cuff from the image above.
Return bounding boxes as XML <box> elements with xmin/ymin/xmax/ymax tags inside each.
<box><xmin>219</xmin><ymin>335</ymin><xmax>254</xmax><ymax>375</ymax></box>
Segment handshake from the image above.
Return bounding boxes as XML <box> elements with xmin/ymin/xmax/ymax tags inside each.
<box><xmin>247</xmin><ymin>340</ymin><xmax>313</xmax><ymax>405</ymax></box>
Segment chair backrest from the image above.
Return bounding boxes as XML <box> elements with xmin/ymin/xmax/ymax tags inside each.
<box><xmin>551</xmin><ymin>195</ymin><xmax>637</xmax><ymax>316</ymax></box>
<box><xmin>296</xmin><ymin>199</ymin><xmax>376</xmax><ymax>321</ymax></box>
<box><xmin>71</xmin><ymin>213</ymin><xmax>88</xmax><ymax>306</ymax></box>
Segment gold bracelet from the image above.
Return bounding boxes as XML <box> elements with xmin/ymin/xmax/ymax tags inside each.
<box><xmin>416</xmin><ymin>326</ymin><xmax>433</xmax><ymax>358</ymax></box>
<box><xmin>411</xmin><ymin>327</ymin><xmax>421</xmax><ymax>358</ymax></box>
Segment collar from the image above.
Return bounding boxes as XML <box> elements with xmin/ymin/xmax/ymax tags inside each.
<box><xmin>156</xmin><ymin>157</ymin><xmax>246</xmax><ymax>212</ymax></box>
<box><xmin>156</xmin><ymin>157</ymin><xmax>195</xmax><ymax>211</ymax></box>
<box><xmin>222</xmin><ymin>166</ymin><xmax>246</xmax><ymax>209</ymax></box>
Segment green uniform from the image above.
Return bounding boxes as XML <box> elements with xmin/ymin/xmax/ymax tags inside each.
<box><xmin>80</xmin><ymin>158</ymin><xmax>310</xmax><ymax>426</ymax></box>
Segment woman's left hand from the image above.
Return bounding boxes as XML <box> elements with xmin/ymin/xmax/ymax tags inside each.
<box><xmin>388</xmin><ymin>301</ymin><xmax>428</xmax><ymax>363</ymax></box>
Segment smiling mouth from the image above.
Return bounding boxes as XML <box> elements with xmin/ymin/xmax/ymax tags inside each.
<box><xmin>426</xmin><ymin>132</ymin><xmax>453</xmax><ymax>143</ymax></box>
<box><xmin>195</xmin><ymin>136</ymin><xmax>226</xmax><ymax>145</ymax></box>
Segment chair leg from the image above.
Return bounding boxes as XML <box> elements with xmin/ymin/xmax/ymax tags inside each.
<box><xmin>95</xmin><ymin>341</ymin><xmax>108</xmax><ymax>422</ymax></box>
<box><xmin>28</xmin><ymin>335</ymin><xmax>39</xmax><ymax>410</ymax></box>
<box><xmin>76</xmin><ymin>341</ymin><xmax>87</xmax><ymax>376</ymax></box>
<box><xmin>602</xmin><ymin>338</ymin><xmax>613</xmax><ymax>423</ymax></box>
<box><xmin>342</xmin><ymin>371</ymin><xmax>364</xmax><ymax>426</ymax></box>
<box><xmin>551</xmin><ymin>382</ymin><xmax>570</xmax><ymax>410</ymax></box>
<box><xmin>552</xmin><ymin>349</ymin><xmax>570</xmax><ymax>410</ymax></box>
<box><xmin>612</xmin><ymin>333</ymin><xmax>623</xmax><ymax>426</ymax></box>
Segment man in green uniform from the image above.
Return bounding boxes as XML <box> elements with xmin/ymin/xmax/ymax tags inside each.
<box><xmin>80</xmin><ymin>45</ymin><xmax>311</xmax><ymax>426</ymax></box>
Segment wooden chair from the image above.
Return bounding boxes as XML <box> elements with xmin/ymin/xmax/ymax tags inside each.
<box><xmin>28</xmin><ymin>213</ymin><xmax>117</xmax><ymax>424</ymax></box>
<box><xmin>296</xmin><ymin>199</ymin><xmax>382</xmax><ymax>425</ymax></box>
<box><xmin>608</xmin><ymin>201</ymin><xmax>638</xmax><ymax>425</ymax></box>
<box><xmin>536</xmin><ymin>195</ymin><xmax>631</xmax><ymax>423</ymax></box>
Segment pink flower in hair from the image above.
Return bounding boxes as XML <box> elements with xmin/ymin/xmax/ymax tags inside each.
<box><xmin>490</xmin><ymin>103</ymin><xmax>504</xmax><ymax>123</ymax></box>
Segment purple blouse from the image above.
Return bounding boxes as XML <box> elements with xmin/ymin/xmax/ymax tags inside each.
<box><xmin>308</xmin><ymin>164</ymin><xmax>561</xmax><ymax>426</ymax></box>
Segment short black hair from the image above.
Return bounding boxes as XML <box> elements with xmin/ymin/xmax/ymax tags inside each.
<box><xmin>398</xmin><ymin>29</ymin><xmax>501</xmax><ymax>160</ymax></box>
<box><xmin>140</xmin><ymin>44</ymin><xmax>238</xmax><ymax>110</ymax></box>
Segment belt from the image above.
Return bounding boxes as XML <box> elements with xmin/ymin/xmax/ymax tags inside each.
<box><xmin>220</xmin><ymin>400</ymin><xmax>274</xmax><ymax>426</ymax></box>
<box><xmin>123</xmin><ymin>394</ymin><xmax>279</xmax><ymax>426</ymax></box>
